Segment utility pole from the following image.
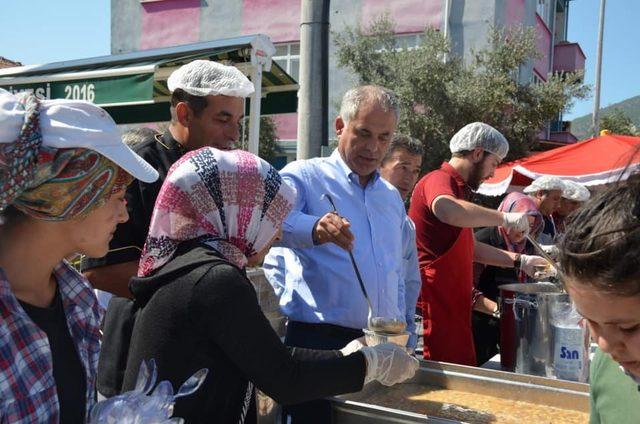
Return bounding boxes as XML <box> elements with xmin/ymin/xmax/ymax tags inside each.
<box><xmin>296</xmin><ymin>0</ymin><xmax>330</xmax><ymax>159</ymax></box>
<box><xmin>592</xmin><ymin>0</ymin><xmax>606</xmax><ymax>136</ymax></box>
<box><xmin>442</xmin><ymin>0</ymin><xmax>452</xmax><ymax>62</ymax></box>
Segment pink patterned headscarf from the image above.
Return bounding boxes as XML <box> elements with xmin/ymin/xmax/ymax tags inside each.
<box><xmin>497</xmin><ymin>192</ymin><xmax>544</xmax><ymax>253</ymax></box>
<box><xmin>138</xmin><ymin>148</ymin><xmax>295</xmax><ymax>277</ymax></box>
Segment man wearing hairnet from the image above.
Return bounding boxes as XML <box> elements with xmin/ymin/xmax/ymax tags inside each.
<box><xmin>523</xmin><ymin>175</ymin><xmax>566</xmax><ymax>243</ymax></box>
<box><xmin>553</xmin><ymin>180</ymin><xmax>590</xmax><ymax>236</ymax></box>
<box><xmin>82</xmin><ymin>60</ymin><xmax>254</xmax><ymax>298</ymax></box>
<box><xmin>408</xmin><ymin>122</ymin><xmax>550</xmax><ymax>366</ymax></box>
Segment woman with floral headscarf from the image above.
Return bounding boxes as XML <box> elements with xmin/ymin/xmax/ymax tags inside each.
<box><xmin>471</xmin><ymin>192</ymin><xmax>544</xmax><ymax>365</ymax></box>
<box><xmin>116</xmin><ymin>147</ymin><xmax>418</xmax><ymax>424</ymax></box>
<box><xmin>0</xmin><ymin>91</ymin><xmax>158</xmax><ymax>422</ymax></box>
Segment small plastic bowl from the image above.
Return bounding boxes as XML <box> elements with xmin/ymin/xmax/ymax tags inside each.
<box><xmin>369</xmin><ymin>317</ymin><xmax>406</xmax><ymax>334</ymax></box>
<box><xmin>363</xmin><ymin>329</ymin><xmax>410</xmax><ymax>347</ymax></box>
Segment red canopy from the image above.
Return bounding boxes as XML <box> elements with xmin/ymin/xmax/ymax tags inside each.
<box><xmin>478</xmin><ymin>134</ymin><xmax>640</xmax><ymax>196</ymax></box>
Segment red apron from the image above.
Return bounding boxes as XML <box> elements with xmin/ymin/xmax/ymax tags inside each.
<box><xmin>420</xmin><ymin>227</ymin><xmax>476</xmax><ymax>366</ymax></box>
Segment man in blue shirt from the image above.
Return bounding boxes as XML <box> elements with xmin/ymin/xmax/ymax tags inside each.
<box><xmin>379</xmin><ymin>134</ymin><xmax>424</xmax><ymax>351</ymax></box>
<box><xmin>263</xmin><ymin>85</ymin><xmax>415</xmax><ymax>423</ymax></box>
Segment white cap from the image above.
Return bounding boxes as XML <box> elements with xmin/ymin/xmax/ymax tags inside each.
<box><xmin>523</xmin><ymin>175</ymin><xmax>566</xmax><ymax>194</ymax></box>
<box><xmin>562</xmin><ymin>180</ymin><xmax>590</xmax><ymax>202</ymax></box>
<box><xmin>449</xmin><ymin>122</ymin><xmax>509</xmax><ymax>160</ymax></box>
<box><xmin>0</xmin><ymin>90</ymin><xmax>159</xmax><ymax>183</ymax></box>
<box><xmin>167</xmin><ymin>60</ymin><xmax>254</xmax><ymax>98</ymax></box>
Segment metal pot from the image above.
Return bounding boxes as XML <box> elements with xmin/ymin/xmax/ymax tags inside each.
<box><xmin>498</xmin><ymin>283</ymin><xmax>566</xmax><ymax>376</ymax></box>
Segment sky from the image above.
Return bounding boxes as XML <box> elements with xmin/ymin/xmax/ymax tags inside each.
<box><xmin>0</xmin><ymin>0</ymin><xmax>110</xmax><ymax>64</ymax></box>
<box><xmin>0</xmin><ymin>0</ymin><xmax>636</xmax><ymax>121</ymax></box>
<box><xmin>565</xmin><ymin>0</ymin><xmax>640</xmax><ymax>120</ymax></box>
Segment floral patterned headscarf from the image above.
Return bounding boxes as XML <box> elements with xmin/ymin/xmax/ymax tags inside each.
<box><xmin>0</xmin><ymin>93</ymin><xmax>132</xmax><ymax>220</ymax></box>
<box><xmin>138</xmin><ymin>148</ymin><xmax>295</xmax><ymax>276</ymax></box>
<box><xmin>497</xmin><ymin>192</ymin><xmax>544</xmax><ymax>253</ymax></box>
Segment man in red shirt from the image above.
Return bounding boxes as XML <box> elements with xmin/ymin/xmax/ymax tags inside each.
<box><xmin>408</xmin><ymin>122</ymin><xmax>550</xmax><ymax>366</ymax></box>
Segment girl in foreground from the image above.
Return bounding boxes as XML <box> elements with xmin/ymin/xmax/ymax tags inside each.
<box><xmin>559</xmin><ymin>176</ymin><xmax>640</xmax><ymax>423</ymax></box>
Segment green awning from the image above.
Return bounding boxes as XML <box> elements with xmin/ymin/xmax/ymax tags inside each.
<box><xmin>0</xmin><ymin>35</ymin><xmax>298</xmax><ymax>124</ymax></box>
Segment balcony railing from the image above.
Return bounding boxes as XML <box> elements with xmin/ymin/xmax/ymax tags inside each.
<box><xmin>548</xmin><ymin>131</ymin><xmax>579</xmax><ymax>144</ymax></box>
<box><xmin>553</xmin><ymin>42</ymin><xmax>586</xmax><ymax>74</ymax></box>
<box><xmin>549</xmin><ymin>120</ymin><xmax>579</xmax><ymax>144</ymax></box>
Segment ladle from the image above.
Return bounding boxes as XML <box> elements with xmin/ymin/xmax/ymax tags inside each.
<box><xmin>525</xmin><ymin>234</ymin><xmax>564</xmax><ymax>281</ymax></box>
<box><xmin>322</xmin><ymin>194</ymin><xmax>406</xmax><ymax>334</ymax></box>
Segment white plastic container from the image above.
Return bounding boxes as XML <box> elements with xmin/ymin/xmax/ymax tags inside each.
<box><xmin>552</xmin><ymin>323</ymin><xmax>589</xmax><ymax>382</ymax></box>
<box><xmin>549</xmin><ymin>300</ymin><xmax>590</xmax><ymax>382</ymax></box>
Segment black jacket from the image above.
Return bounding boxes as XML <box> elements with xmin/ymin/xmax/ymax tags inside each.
<box><xmin>474</xmin><ymin>227</ymin><xmax>525</xmax><ymax>301</ymax></box>
<box><xmin>83</xmin><ymin>131</ymin><xmax>185</xmax><ymax>269</ymax></box>
<box><xmin>122</xmin><ymin>241</ymin><xmax>366</xmax><ymax>423</ymax></box>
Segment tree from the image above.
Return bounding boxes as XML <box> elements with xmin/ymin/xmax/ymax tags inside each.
<box><xmin>599</xmin><ymin>108</ymin><xmax>638</xmax><ymax>136</ymax></box>
<box><xmin>333</xmin><ymin>17</ymin><xmax>590</xmax><ymax>171</ymax></box>
<box><xmin>240</xmin><ymin>116</ymin><xmax>280</xmax><ymax>162</ymax></box>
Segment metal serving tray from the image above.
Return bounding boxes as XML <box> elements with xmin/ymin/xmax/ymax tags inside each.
<box><xmin>329</xmin><ymin>359</ymin><xmax>589</xmax><ymax>423</ymax></box>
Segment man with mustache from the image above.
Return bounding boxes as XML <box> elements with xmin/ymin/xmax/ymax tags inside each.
<box><xmin>523</xmin><ymin>175</ymin><xmax>567</xmax><ymax>243</ymax></box>
<box><xmin>408</xmin><ymin>122</ymin><xmax>549</xmax><ymax>366</ymax></box>
<box><xmin>379</xmin><ymin>134</ymin><xmax>423</xmax><ymax>351</ymax></box>
<box><xmin>264</xmin><ymin>85</ymin><xmax>415</xmax><ymax>423</ymax></box>
<box><xmin>82</xmin><ymin>60</ymin><xmax>254</xmax><ymax>298</ymax></box>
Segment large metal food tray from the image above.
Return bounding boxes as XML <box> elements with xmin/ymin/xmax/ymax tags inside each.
<box><xmin>329</xmin><ymin>360</ymin><xmax>589</xmax><ymax>423</ymax></box>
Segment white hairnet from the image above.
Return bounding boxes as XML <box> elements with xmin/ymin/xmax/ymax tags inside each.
<box><xmin>523</xmin><ymin>175</ymin><xmax>566</xmax><ymax>194</ymax></box>
<box><xmin>167</xmin><ymin>60</ymin><xmax>254</xmax><ymax>97</ymax></box>
<box><xmin>562</xmin><ymin>180</ymin><xmax>590</xmax><ymax>202</ymax></box>
<box><xmin>449</xmin><ymin>122</ymin><xmax>509</xmax><ymax>160</ymax></box>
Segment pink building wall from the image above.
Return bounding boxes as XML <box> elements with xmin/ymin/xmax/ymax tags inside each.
<box><xmin>140</xmin><ymin>0</ymin><xmax>200</xmax><ymax>50</ymax></box>
<box><xmin>361</xmin><ymin>0</ymin><xmax>442</xmax><ymax>33</ymax></box>
<box><xmin>505</xmin><ymin>0</ymin><xmax>526</xmax><ymax>28</ymax></box>
<box><xmin>534</xmin><ymin>14</ymin><xmax>551</xmax><ymax>81</ymax></box>
<box><xmin>272</xmin><ymin>114</ymin><xmax>298</xmax><ymax>141</ymax></box>
<box><xmin>242</xmin><ymin>0</ymin><xmax>301</xmax><ymax>43</ymax></box>
<box><xmin>553</xmin><ymin>43</ymin><xmax>586</xmax><ymax>73</ymax></box>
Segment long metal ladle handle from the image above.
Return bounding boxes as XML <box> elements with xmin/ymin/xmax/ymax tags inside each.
<box><xmin>323</xmin><ymin>194</ymin><xmax>373</xmax><ymax>312</ymax></box>
<box><xmin>525</xmin><ymin>234</ymin><xmax>563</xmax><ymax>278</ymax></box>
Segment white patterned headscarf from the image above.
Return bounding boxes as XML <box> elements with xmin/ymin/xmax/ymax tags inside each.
<box><xmin>138</xmin><ymin>148</ymin><xmax>295</xmax><ymax>277</ymax></box>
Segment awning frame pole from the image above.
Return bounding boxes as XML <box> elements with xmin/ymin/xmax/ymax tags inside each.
<box><xmin>247</xmin><ymin>35</ymin><xmax>276</xmax><ymax>156</ymax></box>
<box><xmin>248</xmin><ymin>64</ymin><xmax>262</xmax><ymax>155</ymax></box>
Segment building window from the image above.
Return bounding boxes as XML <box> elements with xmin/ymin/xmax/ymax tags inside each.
<box><xmin>394</xmin><ymin>33</ymin><xmax>423</xmax><ymax>51</ymax></box>
<box><xmin>536</xmin><ymin>0</ymin><xmax>551</xmax><ymax>27</ymax></box>
<box><xmin>374</xmin><ymin>33</ymin><xmax>423</xmax><ymax>53</ymax></box>
<box><xmin>273</xmin><ymin>43</ymin><xmax>300</xmax><ymax>81</ymax></box>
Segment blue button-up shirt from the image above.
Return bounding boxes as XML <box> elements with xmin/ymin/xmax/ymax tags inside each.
<box><xmin>401</xmin><ymin>216</ymin><xmax>421</xmax><ymax>349</ymax></box>
<box><xmin>264</xmin><ymin>150</ymin><xmax>416</xmax><ymax>336</ymax></box>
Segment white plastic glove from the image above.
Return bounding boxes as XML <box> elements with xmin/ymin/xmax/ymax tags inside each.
<box><xmin>539</xmin><ymin>244</ymin><xmax>560</xmax><ymax>260</ymax></box>
<box><xmin>502</xmin><ymin>212</ymin><xmax>530</xmax><ymax>233</ymax></box>
<box><xmin>520</xmin><ymin>254</ymin><xmax>553</xmax><ymax>279</ymax></box>
<box><xmin>360</xmin><ymin>343</ymin><xmax>420</xmax><ymax>386</ymax></box>
<box><xmin>340</xmin><ymin>337</ymin><xmax>366</xmax><ymax>356</ymax></box>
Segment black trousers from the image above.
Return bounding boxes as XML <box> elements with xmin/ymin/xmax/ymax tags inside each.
<box><xmin>282</xmin><ymin>321</ymin><xmax>363</xmax><ymax>424</ymax></box>
<box><xmin>472</xmin><ymin>311</ymin><xmax>500</xmax><ymax>366</ymax></box>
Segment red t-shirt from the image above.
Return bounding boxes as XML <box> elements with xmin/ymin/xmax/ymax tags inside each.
<box><xmin>408</xmin><ymin>162</ymin><xmax>471</xmax><ymax>268</ymax></box>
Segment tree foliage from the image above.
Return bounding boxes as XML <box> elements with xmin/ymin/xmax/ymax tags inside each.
<box><xmin>333</xmin><ymin>16</ymin><xmax>590</xmax><ymax>171</ymax></box>
<box><xmin>599</xmin><ymin>108</ymin><xmax>638</xmax><ymax>136</ymax></box>
<box><xmin>240</xmin><ymin>116</ymin><xmax>280</xmax><ymax>161</ymax></box>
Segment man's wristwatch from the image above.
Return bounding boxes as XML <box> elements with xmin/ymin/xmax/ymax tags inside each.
<box><xmin>492</xmin><ymin>307</ymin><xmax>501</xmax><ymax>319</ymax></box>
<box><xmin>513</xmin><ymin>253</ymin><xmax>521</xmax><ymax>270</ymax></box>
